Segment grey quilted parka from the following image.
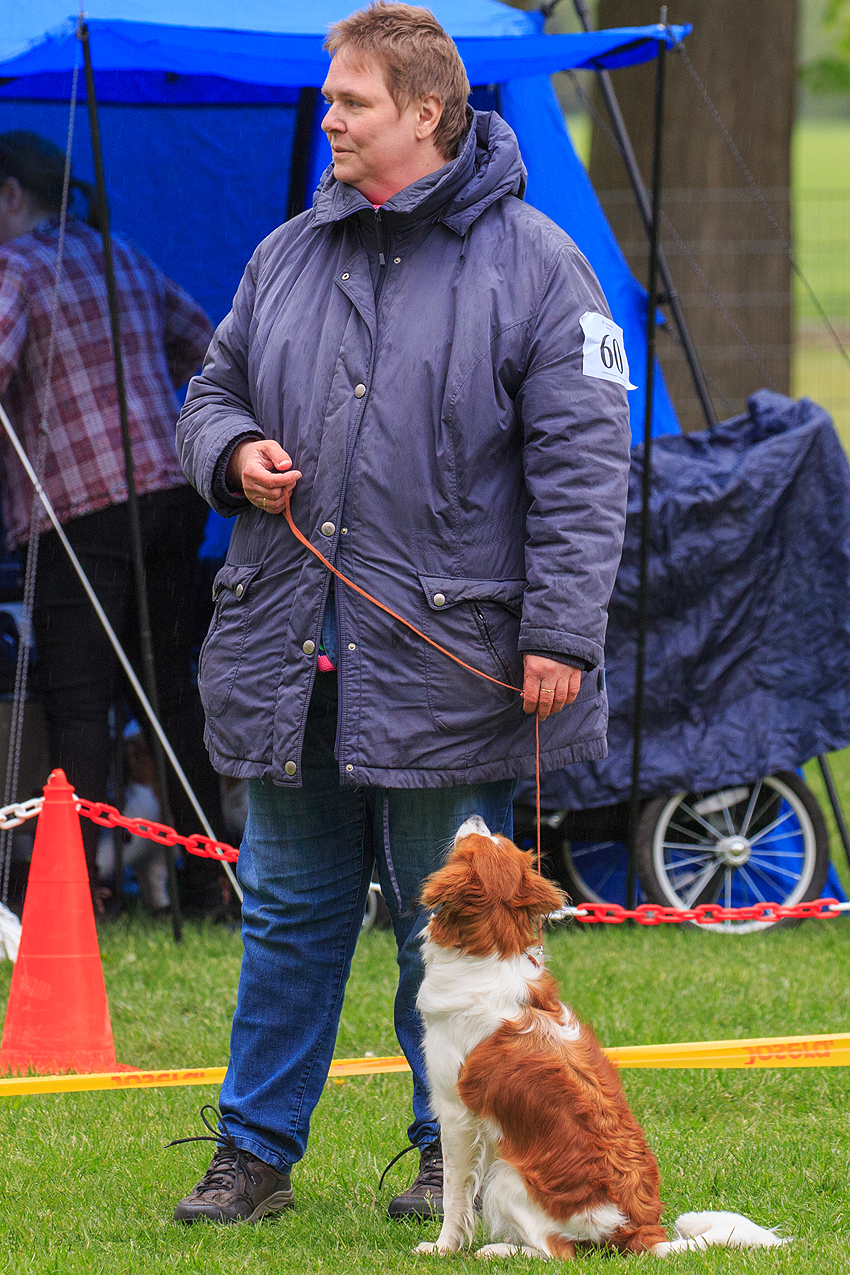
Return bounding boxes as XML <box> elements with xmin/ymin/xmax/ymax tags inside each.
<box><xmin>177</xmin><ymin>110</ymin><xmax>631</xmax><ymax>789</ymax></box>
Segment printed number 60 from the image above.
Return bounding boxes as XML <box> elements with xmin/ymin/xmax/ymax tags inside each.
<box><xmin>600</xmin><ymin>334</ymin><xmax>624</xmax><ymax>375</ymax></box>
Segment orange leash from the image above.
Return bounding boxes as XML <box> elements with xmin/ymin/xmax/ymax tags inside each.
<box><xmin>283</xmin><ymin>494</ymin><xmax>518</xmax><ymax>694</ymax></box>
<box><xmin>282</xmin><ymin>493</ymin><xmax>545</xmax><ymax>913</ymax></box>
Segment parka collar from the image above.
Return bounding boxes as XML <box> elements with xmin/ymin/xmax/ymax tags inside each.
<box><xmin>311</xmin><ymin>109</ymin><xmax>526</xmax><ymax>236</ymax></box>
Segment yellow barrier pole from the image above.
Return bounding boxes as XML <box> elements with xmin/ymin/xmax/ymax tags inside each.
<box><xmin>605</xmin><ymin>1031</ymin><xmax>850</xmax><ymax>1070</ymax></box>
<box><xmin>1</xmin><ymin>1033</ymin><xmax>850</xmax><ymax>1097</ymax></box>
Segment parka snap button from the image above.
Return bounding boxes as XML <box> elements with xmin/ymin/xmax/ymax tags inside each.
<box><xmin>302</xmin><ymin>640</ymin><xmax>316</xmax><ymax>655</ymax></box>
<box><xmin>354</xmin><ymin>383</ymin><xmax>366</xmax><ymax>398</ymax></box>
<box><xmin>346</xmin><ymin>764</ymin><xmax>354</xmax><ymax>772</ymax></box>
<box><xmin>341</xmin><ymin>272</ymin><xmax>350</xmax><ymax>280</ymax></box>
<box><xmin>433</xmin><ymin>593</ymin><xmax>446</xmax><ymax>607</ymax></box>
<box><xmin>235</xmin><ymin>583</ymin><xmax>244</xmax><ymax>599</ymax></box>
<box><xmin>393</xmin><ymin>256</ymin><xmax>401</xmax><ymax>264</ymax></box>
<box><xmin>348</xmin><ymin>642</ymin><xmax>356</xmax><ymax>651</ymax></box>
<box><xmin>284</xmin><ymin>761</ymin><xmax>297</xmax><ymax>776</ymax></box>
<box><xmin>321</xmin><ymin>522</ymin><xmax>336</xmax><ymax>537</ymax></box>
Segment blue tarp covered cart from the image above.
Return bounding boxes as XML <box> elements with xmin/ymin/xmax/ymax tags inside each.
<box><xmin>515</xmin><ymin>392</ymin><xmax>850</xmax><ymax>925</ymax></box>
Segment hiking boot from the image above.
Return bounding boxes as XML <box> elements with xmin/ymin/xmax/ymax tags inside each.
<box><xmin>386</xmin><ymin>1139</ymin><xmax>443</xmax><ymax>1220</ymax></box>
<box><xmin>173</xmin><ymin>1145</ymin><xmax>294</xmax><ymax>1223</ymax></box>
<box><xmin>170</xmin><ymin>1105</ymin><xmax>294</xmax><ymax>1224</ymax></box>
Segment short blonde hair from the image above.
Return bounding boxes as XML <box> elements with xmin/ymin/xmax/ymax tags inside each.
<box><xmin>325</xmin><ymin>2</ymin><xmax>471</xmax><ymax>160</ymax></box>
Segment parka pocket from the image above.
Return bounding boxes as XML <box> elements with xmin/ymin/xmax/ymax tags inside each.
<box><xmin>418</xmin><ymin>574</ymin><xmax>525</xmax><ymax>736</ymax></box>
<box><xmin>198</xmin><ymin>562</ymin><xmax>264</xmax><ymax>719</ymax></box>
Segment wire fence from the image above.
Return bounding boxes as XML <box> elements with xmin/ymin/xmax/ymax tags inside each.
<box><xmin>795</xmin><ymin>188</ymin><xmax>850</xmax><ymax>445</ymax></box>
<box><xmin>596</xmin><ymin>185</ymin><xmax>850</xmax><ymax>443</ymax></box>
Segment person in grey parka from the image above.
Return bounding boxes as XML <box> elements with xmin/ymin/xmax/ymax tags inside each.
<box><xmin>172</xmin><ymin>0</ymin><xmax>631</xmax><ymax>1228</ymax></box>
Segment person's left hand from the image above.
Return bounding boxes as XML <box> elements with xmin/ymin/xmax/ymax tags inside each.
<box><xmin>522</xmin><ymin>654</ymin><xmax>581</xmax><ymax>721</ymax></box>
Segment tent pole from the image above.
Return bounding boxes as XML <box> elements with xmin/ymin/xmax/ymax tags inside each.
<box><xmin>287</xmin><ymin>87</ymin><xmax>318</xmax><ymax>220</ymax></box>
<box><xmin>816</xmin><ymin>755</ymin><xmax>850</xmax><ymax>875</ymax></box>
<box><xmin>78</xmin><ymin>21</ymin><xmax>183</xmax><ymax>943</ymax></box>
<box><xmin>570</xmin><ymin>0</ymin><xmax>718</xmax><ymax>431</ymax></box>
<box><xmin>626</xmin><ymin>14</ymin><xmax>666</xmax><ymax>911</ymax></box>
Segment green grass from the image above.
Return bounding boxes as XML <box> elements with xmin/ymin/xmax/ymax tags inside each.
<box><xmin>806</xmin><ymin>745</ymin><xmax>850</xmax><ymax>894</ymax></box>
<box><xmin>568</xmin><ymin>112</ymin><xmax>850</xmax><ymax>445</ymax></box>
<box><xmin>792</xmin><ymin>121</ymin><xmax>850</xmax><ymax>445</ymax></box>
<box><xmin>2</xmin><ymin>912</ymin><xmax>850</xmax><ymax>1273</ymax></box>
<box><xmin>794</xmin><ymin>335</ymin><xmax>850</xmax><ymax>450</ymax></box>
<box><xmin>794</xmin><ymin>120</ymin><xmax>850</xmax><ymax>195</ymax></box>
<box><xmin>794</xmin><ymin>189</ymin><xmax>850</xmax><ymax>321</ymax></box>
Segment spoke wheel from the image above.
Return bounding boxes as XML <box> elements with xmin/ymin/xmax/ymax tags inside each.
<box><xmin>361</xmin><ymin>881</ymin><xmax>391</xmax><ymax>932</ymax></box>
<box><xmin>558</xmin><ymin>839</ymin><xmax>645</xmax><ymax>906</ymax></box>
<box><xmin>635</xmin><ymin>772</ymin><xmax>830</xmax><ymax>934</ymax></box>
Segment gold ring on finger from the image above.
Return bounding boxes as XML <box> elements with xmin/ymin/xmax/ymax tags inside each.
<box><xmin>262</xmin><ymin>497</ymin><xmax>267</xmax><ymax>510</ymax></box>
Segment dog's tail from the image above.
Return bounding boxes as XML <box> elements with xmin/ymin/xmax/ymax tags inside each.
<box><xmin>651</xmin><ymin>1211</ymin><xmax>792</xmax><ymax>1256</ymax></box>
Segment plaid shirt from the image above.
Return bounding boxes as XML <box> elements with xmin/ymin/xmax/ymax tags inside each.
<box><xmin>0</xmin><ymin>218</ymin><xmax>213</xmax><ymax>549</ymax></box>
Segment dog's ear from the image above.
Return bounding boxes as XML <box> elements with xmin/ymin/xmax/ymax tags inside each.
<box><xmin>420</xmin><ymin>852</ymin><xmax>478</xmax><ymax>911</ymax></box>
<box><xmin>522</xmin><ymin>871</ymin><xmax>566</xmax><ymax>918</ymax></box>
<box><xmin>492</xmin><ymin>837</ymin><xmax>565</xmax><ymax>916</ymax></box>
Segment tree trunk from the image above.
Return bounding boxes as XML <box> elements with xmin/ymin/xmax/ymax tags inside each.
<box><xmin>588</xmin><ymin>0</ymin><xmax>796</xmax><ymax>432</ymax></box>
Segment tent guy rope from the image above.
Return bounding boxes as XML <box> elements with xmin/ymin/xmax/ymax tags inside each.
<box><xmin>0</xmin><ymin>401</ymin><xmax>242</xmax><ymax>903</ymax></box>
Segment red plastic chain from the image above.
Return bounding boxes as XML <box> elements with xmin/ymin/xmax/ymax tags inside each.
<box><xmin>73</xmin><ymin>797</ymin><xmax>848</xmax><ymax>923</ymax></box>
<box><xmin>75</xmin><ymin>798</ymin><xmax>239</xmax><ymax>862</ymax></box>
<box><xmin>569</xmin><ymin>898</ymin><xmax>844</xmax><ymax>925</ymax></box>
<box><xmin>73</xmin><ymin>801</ymin><xmax>846</xmax><ymax>923</ymax></box>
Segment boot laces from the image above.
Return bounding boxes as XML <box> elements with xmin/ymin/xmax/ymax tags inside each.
<box><xmin>378</xmin><ymin>1139</ymin><xmax>442</xmax><ymax>1192</ymax></box>
<box><xmin>167</xmin><ymin>1103</ymin><xmax>257</xmax><ymax>1196</ymax></box>
<box><xmin>417</xmin><ymin>1142</ymin><xmax>443</xmax><ymax>1190</ymax></box>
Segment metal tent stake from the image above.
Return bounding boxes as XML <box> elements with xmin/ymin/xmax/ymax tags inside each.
<box><xmin>816</xmin><ymin>755</ymin><xmax>850</xmax><ymax>874</ymax></box>
<box><xmin>79</xmin><ymin>22</ymin><xmax>183</xmax><ymax>942</ymax></box>
<box><xmin>287</xmin><ymin>87</ymin><xmax>319</xmax><ymax>221</ymax></box>
<box><xmin>627</xmin><ymin>16</ymin><xmax>667</xmax><ymax>910</ymax></box>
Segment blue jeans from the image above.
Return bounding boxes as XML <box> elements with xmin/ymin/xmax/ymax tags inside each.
<box><xmin>219</xmin><ymin>672</ymin><xmax>515</xmax><ymax>1173</ymax></box>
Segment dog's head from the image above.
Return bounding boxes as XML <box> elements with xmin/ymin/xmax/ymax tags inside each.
<box><xmin>420</xmin><ymin>816</ymin><xmax>565</xmax><ymax>958</ymax></box>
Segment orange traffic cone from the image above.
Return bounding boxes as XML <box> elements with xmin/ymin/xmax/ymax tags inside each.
<box><xmin>0</xmin><ymin>769</ymin><xmax>119</xmax><ymax>1074</ymax></box>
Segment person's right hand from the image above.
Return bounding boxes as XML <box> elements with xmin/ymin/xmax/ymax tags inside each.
<box><xmin>226</xmin><ymin>439</ymin><xmax>301</xmax><ymax>515</ymax></box>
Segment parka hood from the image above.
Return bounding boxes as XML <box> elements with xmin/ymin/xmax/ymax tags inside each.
<box><xmin>312</xmin><ymin>109</ymin><xmax>526</xmax><ymax>235</ymax></box>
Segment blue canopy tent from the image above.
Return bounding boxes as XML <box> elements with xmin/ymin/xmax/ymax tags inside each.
<box><xmin>0</xmin><ymin>0</ymin><xmax>685</xmax><ymax>445</ymax></box>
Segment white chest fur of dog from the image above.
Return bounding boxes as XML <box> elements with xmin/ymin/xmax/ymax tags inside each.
<box><xmin>413</xmin><ymin>816</ymin><xmax>790</xmax><ymax>1261</ymax></box>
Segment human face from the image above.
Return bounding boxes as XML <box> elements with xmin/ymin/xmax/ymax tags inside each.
<box><xmin>320</xmin><ymin>48</ymin><xmax>444</xmax><ymax>206</ymax></box>
<box><xmin>0</xmin><ymin>177</ymin><xmax>45</xmax><ymax>245</ymax></box>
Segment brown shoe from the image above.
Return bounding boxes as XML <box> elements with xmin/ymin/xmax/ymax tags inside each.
<box><xmin>385</xmin><ymin>1139</ymin><xmax>443</xmax><ymax>1220</ymax></box>
<box><xmin>170</xmin><ymin>1105</ymin><xmax>294</xmax><ymax>1224</ymax></box>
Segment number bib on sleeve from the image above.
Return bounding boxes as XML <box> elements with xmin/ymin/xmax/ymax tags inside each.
<box><xmin>580</xmin><ymin>312</ymin><xmax>636</xmax><ymax>390</ymax></box>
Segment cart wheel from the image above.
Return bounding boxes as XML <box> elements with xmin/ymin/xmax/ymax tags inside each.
<box><xmin>361</xmin><ymin>880</ymin><xmax>392</xmax><ymax>932</ymax></box>
<box><xmin>361</xmin><ymin>885</ymin><xmax>380</xmax><ymax>932</ymax></box>
<box><xmin>558</xmin><ymin>838</ymin><xmax>645</xmax><ymax>907</ymax></box>
<box><xmin>635</xmin><ymin>772</ymin><xmax>830</xmax><ymax>934</ymax></box>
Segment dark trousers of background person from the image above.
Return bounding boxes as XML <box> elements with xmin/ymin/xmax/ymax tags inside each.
<box><xmin>30</xmin><ymin>484</ymin><xmax>225</xmax><ymax>913</ymax></box>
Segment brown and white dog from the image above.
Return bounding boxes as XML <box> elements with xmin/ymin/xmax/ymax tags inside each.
<box><xmin>414</xmin><ymin>816</ymin><xmax>790</xmax><ymax>1261</ymax></box>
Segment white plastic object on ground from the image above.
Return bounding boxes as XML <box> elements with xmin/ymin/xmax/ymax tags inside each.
<box><xmin>0</xmin><ymin>900</ymin><xmax>21</xmax><ymax>962</ymax></box>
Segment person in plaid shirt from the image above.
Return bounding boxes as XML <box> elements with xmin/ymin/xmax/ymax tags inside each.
<box><xmin>0</xmin><ymin>131</ymin><xmax>223</xmax><ymax>913</ymax></box>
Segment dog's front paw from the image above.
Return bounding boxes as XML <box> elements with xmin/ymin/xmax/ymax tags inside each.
<box><xmin>415</xmin><ymin>1239</ymin><xmax>462</xmax><ymax>1256</ymax></box>
<box><xmin>475</xmin><ymin>1243</ymin><xmax>550</xmax><ymax>1260</ymax></box>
